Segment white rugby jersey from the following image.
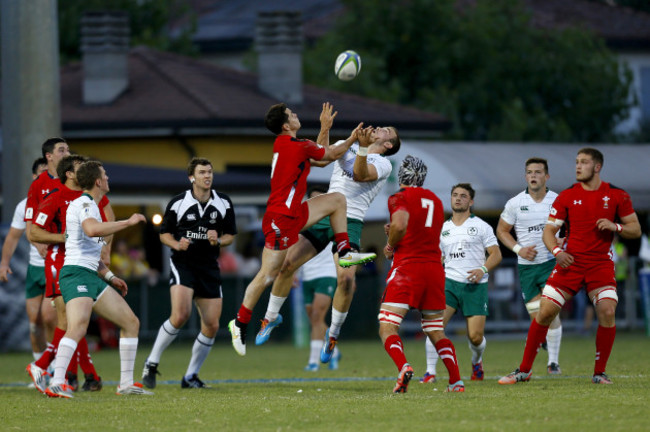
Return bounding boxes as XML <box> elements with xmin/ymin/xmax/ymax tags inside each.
<box><xmin>11</xmin><ymin>198</ymin><xmax>45</xmax><ymax>267</ymax></box>
<box><xmin>299</xmin><ymin>245</ymin><xmax>337</xmax><ymax>282</ymax></box>
<box><xmin>440</xmin><ymin>215</ymin><xmax>498</xmax><ymax>284</ymax></box>
<box><xmin>328</xmin><ymin>142</ymin><xmax>392</xmax><ymax>221</ymax></box>
<box><xmin>63</xmin><ymin>193</ymin><xmax>104</xmax><ymax>271</ymax></box>
<box><xmin>500</xmin><ymin>189</ymin><xmax>558</xmax><ymax>265</ymax></box>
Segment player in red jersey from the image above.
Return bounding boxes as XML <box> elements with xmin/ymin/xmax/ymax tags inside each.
<box><xmin>26</xmin><ymin>155</ymin><xmax>108</xmax><ymax>393</ymax></box>
<box><xmin>228</xmin><ymin>102</ymin><xmax>376</xmax><ymax>356</ymax></box>
<box><xmin>500</xmin><ymin>148</ymin><xmax>641</xmax><ymax>385</ymax></box>
<box><xmin>379</xmin><ymin>155</ymin><xmax>464</xmax><ymax>393</ymax></box>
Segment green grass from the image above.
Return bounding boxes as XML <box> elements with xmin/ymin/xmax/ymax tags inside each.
<box><xmin>1</xmin><ymin>332</ymin><xmax>649</xmax><ymax>431</ymax></box>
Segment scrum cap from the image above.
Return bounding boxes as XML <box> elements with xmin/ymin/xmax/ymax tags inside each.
<box><xmin>398</xmin><ymin>155</ymin><xmax>427</xmax><ymax>187</ymax></box>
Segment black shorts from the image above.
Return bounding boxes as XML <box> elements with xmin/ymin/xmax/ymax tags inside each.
<box><xmin>169</xmin><ymin>259</ymin><xmax>223</xmax><ymax>299</ymax></box>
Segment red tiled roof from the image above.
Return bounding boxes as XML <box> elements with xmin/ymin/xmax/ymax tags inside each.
<box><xmin>61</xmin><ymin>46</ymin><xmax>449</xmax><ymax>135</ymax></box>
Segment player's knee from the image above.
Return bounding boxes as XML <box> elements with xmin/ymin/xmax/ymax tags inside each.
<box><xmin>329</xmin><ymin>192</ymin><xmax>346</xmax><ymax>207</ymax></box>
<box><xmin>171</xmin><ymin>310</ymin><xmax>190</xmax><ymax>326</ymax></box>
<box><xmin>337</xmin><ymin>274</ymin><xmax>355</xmax><ymax>295</ymax></box>
<box><xmin>124</xmin><ymin>314</ymin><xmax>140</xmax><ymax>335</ymax></box>
<box><xmin>203</xmin><ymin>322</ymin><xmax>219</xmax><ymax>337</ymax></box>
<box><xmin>468</xmin><ymin>333</ymin><xmax>484</xmax><ymax>346</ymax></box>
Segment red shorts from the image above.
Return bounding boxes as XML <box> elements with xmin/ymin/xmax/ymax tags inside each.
<box><xmin>262</xmin><ymin>202</ymin><xmax>309</xmax><ymax>250</ymax></box>
<box><xmin>381</xmin><ymin>261</ymin><xmax>445</xmax><ymax>310</ymax></box>
<box><xmin>546</xmin><ymin>257</ymin><xmax>616</xmax><ymax>296</ymax></box>
<box><xmin>45</xmin><ymin>263</ymin><xmax>61</xmax><ymax>298</ymax></box>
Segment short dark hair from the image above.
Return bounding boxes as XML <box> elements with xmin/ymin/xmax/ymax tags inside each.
<box><xmin>41</xmin><ymin>137</ymin><xmax>67</xmax><ymax>158</ymax></box>
<box><xmin>525</xmin><ymin>157</ymin><xmax>549</xmax><ymax>174</ymax></box>
<box><xmin>31</xmin><ymin>157</ymin><xmax>47</xmax><ymax>175</ymax></box>
<box><xmin>76</xmin><ymin>160</ymin><xmax>104</xmax><ymax>191</ymax></box>
<box><xmin>187</xmin><ymin>157</ymin><xmax>212</xmax><ymax>176</ymax></box>
<box><xmin>265</xmin><ymin>103</ymin><xmax>289</xmax><ymax>135</ymax></box>
<box><xmin>384</xmin><ymin>127</ymin><xmax>401</xmax><ymax>157</ymax></box>
<box><xmin>307</xmin><ymin>184</ymin><xmax>328</xmax><ymax>197</ymax></box>
<box><xmin>451</xmin><ymin>183</ymin><xmax>475</xmax><ymax>200</ymax></box>
<box><xmin>57</xmin><ymin>155</ymin><xmax>88</xmax><ymax>184</ymax></box>
<box><xmin>578</xmin><ymin>147</ymin><xmax>604</xmax><ymax>167</ymax></box>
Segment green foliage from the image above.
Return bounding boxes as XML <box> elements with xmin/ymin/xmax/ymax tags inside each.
<box><xmin>1</xmin><ymin>334</ymin><xmax>649</xmax><ymax>431</ymax></box>
<box><xmin>304</xmin><ymin>0</ymin><xmax>634</xmax><ymax>142</ymax></box>
<box><xmin>58</xmin><ymin>0</ymin><xmax>197</xmax><ymax>63</ymax></box>
<box><xmin>587</xmin><ymin>0</ymin><xmax>650</xmax><ymax>14</ymax></box>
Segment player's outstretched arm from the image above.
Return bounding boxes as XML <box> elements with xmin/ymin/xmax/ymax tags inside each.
<box><xmin>353</xmin><ymin>127</ymin><xmax>379</xmax><ymax>182</ymax></box>
<box><xmin>82</xmin><ymin>213</ymin><xmax>146</xmax><ymax>238</ymax></box>
<box><xmin>316</xmin><ymin>102</ymin><xmax>338</xmax><ymax>148</ymax></box>
<box><xmin>320</xmin><ymin>123</ymin><xmax>363</xmax><ymax>162</ymax></box>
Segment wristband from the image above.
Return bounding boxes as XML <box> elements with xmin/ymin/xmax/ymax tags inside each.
<box><xmin>357</xmin><ymin>146</ymin><xmax>368</xmax><ymax>157</ymax></box>
<box><xmin>552</xmin><ymin>247</ymin><xmax>562</xmax><ymax>257</ymax></box>
<box><xmin>104</xmin><ymin>270</ymin><xmax>115</xmax><ymax>282</ymax></box>
<box><xmin>385</xmin><ymin>243</ymin><xmax>394</xmax><ymax>252</ymax></box>
<box><xmin>217</xmin><ymin>238</ymin><xmax>222</xmax><ymax>247</ymax></box>
<box><xmin>615</xmin><ymin>223</ymin><xmax>623</xmax><ymax>232</ymax></box>
<box><xmin>512</xmin><ymin>244</ymin><xmax>522</xmax><ymax>255</ymax></box>
<box><xmin>480</xmin><ymin>266</ymin><xmax>488</xmax><ymax>274</ymax></box>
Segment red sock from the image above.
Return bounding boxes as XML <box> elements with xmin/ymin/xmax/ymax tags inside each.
<box><xmin>519</xmin><ymin>319</ymin><xmax>549</xmax><ymax>373</ymax></box>
<box><xmin>594</xmin><ymin>325</ymin><xmax>616</xmax><ymax>375</ymax></box>
<box><xmin>77</xmin><ymin>337</ymin><xmax>99</xmax><ymax>380</ymax></box>
<box><xmin>236</xmin><ymin>305</ymin><xmax>253</xmax><ymax>325</ymax></box>
<box><xmin>67</xmin><ymin>348</ymin><xmax>78</xmax><ymax>375</ymax></box>
<box><xmin>35</xmin><ymin>327</ymin><xmax>65</xmax><ymax>369</ymax></box>
<box><xmin>334</xmin><ymin>233</ymin><xmax>351</xmax><ymax>254</ymax></box>
<box><xmin>384</xmin><ymin>335</ymin><xmax>407</xmax><ymax>371</ymax></box>
<box><xmin>435</xmin><ymin>338</ymin><xmax>461</xmax><ymax>384</ymax></box>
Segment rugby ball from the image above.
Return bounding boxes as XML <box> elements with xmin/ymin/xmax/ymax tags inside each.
<box><xmin>335</xmin><ymin>50</ymin><xmax>361</xmax><ymax>81</ymax></box>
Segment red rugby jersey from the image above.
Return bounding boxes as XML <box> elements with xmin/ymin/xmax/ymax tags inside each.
<box><xmin>550</xmin><ymin>182</ymin><xmax>634</xmax><ymax>259</ymax></box>
<box><xmin>25</xmin><ymin>171</ymin><xmax>62</xmax><ymax>222</ymax></box>
<box><xmin>266</xmin><ymin>135</ymin><xmax>326</xmax><ymax>216</ymax></box>
<box><xmin>388</xmin><ymin>186</ymin><xmax>444</xmax><ymax>266</ymax></box>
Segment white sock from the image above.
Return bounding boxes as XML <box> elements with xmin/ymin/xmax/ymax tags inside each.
<box><xmin>33</xmin><ymin>351</ymin><xmax>42</xmax><ymax>361</ymax></box>
<box><xmin>147</xmin><ymin>319</ymin><xmax>179</xmax><ymax>364</ymax></box>
<box><xmin>547</xmin><ymin>326</ymin><xmax>562</xmax><ymax>365</ymax></box>
<box><xmin>185</xmin><ymin>333</ymin><xmax>215</xmax><ymax>379</ymax></box>
<box><xmin>425</xmin><ymin>337</ymin><xmax>439</xmax><ymax>375</ymax></box>
<box><xmin>264</xmin><ymin>294</ymin><xmax>287</xmax><ymax>322</ymax></box>
<box><xmin>309</xmin><ymin>339</ymin><xmax>322</xmax><ymax>365</ymax></box>
<box><xmin>329</xmin><ymin>308</ymin><xmax>348</xmax><ymax>338</ymax></box>
<box><xmin>51</xmin><ymin>338</ymin><xmax>77</xmax><ymax>386</ymax></box>
<box><xmin>120</xmin><ymin>337</ymin><xmax>138</xmax><ymax>388</ymax></box>
<box><xmin>469</xmin><ymin>336</ymin><xmax>486</xmax><ymax>364</ymax></box>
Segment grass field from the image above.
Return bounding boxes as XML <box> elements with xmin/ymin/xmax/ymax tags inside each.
<box><xmin>1</xmin><ymin>331</ymin><xmax>649</xmax><ymax>431</ymax></box>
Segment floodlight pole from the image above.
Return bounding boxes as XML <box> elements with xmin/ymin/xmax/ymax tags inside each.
<box><xmin>1</xmin><ymin>0</ymin><xmax>61</xmax><ymax>223</ymax></box>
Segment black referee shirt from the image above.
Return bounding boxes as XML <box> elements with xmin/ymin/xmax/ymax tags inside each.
<box><xmin>160</xmin><ymin>189</ymin><xmax>237</xmax><ymax>266</ymax></box>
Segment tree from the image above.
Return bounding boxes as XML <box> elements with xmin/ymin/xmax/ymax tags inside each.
<box><xmin>304</xmin><ymin>0</ymin><xmax>634</xmax><ymax>142</ymax></box>
<box><xmin>58</xmin><ymin>0</ymin><xmax>197</xmax><ymax>63</ymax></box>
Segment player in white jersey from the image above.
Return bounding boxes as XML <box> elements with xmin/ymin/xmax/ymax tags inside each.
<box><xmin>44</xmin><ymin>161</ymin><xmax>149</xmax><ymax>398</ymax></box>
<box><xmin>422</xmin><ymin>183</ymin><xmax>501</xmax><ymax>383</ymax></box>
<box><xmin>297</xmin><ymin>187</ymin><xmax>341</xmax><ymax>371</ymax></box>
<box><xmin>255</xmin><ymin>126</ymin><xmax>400</xmax><ymax>363</ymax></box>
<box><xmin>0</xmin><ymin>158</ymin><xmax>56</xmax><ymax>360</ymax></box>
<box><xmin>497</xmin><ymin>157</ymin><xmax>563</xmax><ymax>374</ymax></box>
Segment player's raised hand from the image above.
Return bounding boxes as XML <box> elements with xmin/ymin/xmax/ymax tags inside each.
<box><xmin>320</xmin><ymin>102</ymin><xmax>338</xmax><ymax>129</ymax></box>
<box><xmin>519</xmin><ymin>245</ymin><xmax>538</xmax><ymax>261</ymax></box>
<box><xmin>357</xmin><ymin>126</ymin><xmax>374</xmax><ymax>148</ymax></box>
<box><xmin>127</xmin><ymin>213</ymin><xmax>147</xmax><ymax>226</ymax></box>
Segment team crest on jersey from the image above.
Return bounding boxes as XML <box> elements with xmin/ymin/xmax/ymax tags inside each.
<box><xmin>550</xmin><ymin>207</ymin><xmax>557</xmax><ymax>216</ymax></box>
<box><xmin>602</xmin><ymin>196</ymin><xmax>610</xmax><ymax>209</ymax></box>
<box><xmin>520</xmin><ymin>206</ymin><xmax>529</xmax><ymax>212</ymax></box>
<box><xmin>210</xmin><ymin>211</ymin><xmax>218</xmax><ymax>219</ymax></box>
<box><xmin>26</xmin><ymin>208</ymin><xmax>33</xmax><ymax>219</ymax></box>
<box><xmin>442</xmin><ymin>230</ymin><xmax>450</xmax><ymax>237</ymax></box>
<box><xmin>77</xmin><ymin>285</ymin><xmax>88</xmax><ymax>293</ymax></box>
<box><xmin>467</xmin><ymin>227</ymin><xmax>478</xmax><ymax>236</ymax></box>
<box><xmin>187</xmin><ymin>214</ymin><xmax>196</xmax><ymax>221</ymax></box>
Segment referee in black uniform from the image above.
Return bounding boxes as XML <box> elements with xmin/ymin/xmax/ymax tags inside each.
<box><xmin>142</xmin><ymin>157</ymin><xmax>237</xmax><ymax>388</ymax></box>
